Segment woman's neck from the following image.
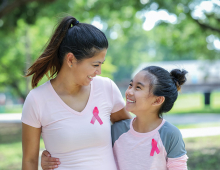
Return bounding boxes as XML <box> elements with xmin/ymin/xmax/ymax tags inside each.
<box><xmin>51</xmin><ymin>73</ymin><xmax>84</xmax><ymax>96</ymax></box>
<box><xmin>132</xmin><ymin>112</ymin><xmax>162</xmax><ymax>133</ymax></box>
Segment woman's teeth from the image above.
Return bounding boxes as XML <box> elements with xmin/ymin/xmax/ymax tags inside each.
<box><xmin>127</xmin><ymin>99</ymin><xmax>135</xmax><ymax>103</ymax></box>
<box><xmin>88</xmin><ymin>76</ymin><xmax>92</xmax><ymax>79</ymax></box>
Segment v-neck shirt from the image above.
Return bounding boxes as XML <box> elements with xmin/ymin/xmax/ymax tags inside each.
<box><xmin>22</xmin><ymin>76</ymin><xmax>125</xmax><ymax>170</ymax></box>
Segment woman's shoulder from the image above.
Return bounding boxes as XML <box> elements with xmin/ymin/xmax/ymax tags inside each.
<box><xmin>28</xmin><ymin>81</ymin><xmax>50</xmax><ymax>96</ymax></box>
<box><xmin>93</xmin><ymin>76</ymin><xmax>115</xmax><ymax>88</ymax></box>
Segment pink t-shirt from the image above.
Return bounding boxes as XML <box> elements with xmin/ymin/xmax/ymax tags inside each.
<box><xmin>112</xmin><ymin>118</ymin><xmax>188</xmax><ymax>170</ymax></box>
<box><xmin>22</xmin><ymin>76</ymin><xmax>125</xmax><ymax>170</ymax></box>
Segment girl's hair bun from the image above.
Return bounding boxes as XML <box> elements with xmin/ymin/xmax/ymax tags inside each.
<box><xmin>170</xmin><ymin>69</ymin><xmax>188</xmax><ymax>91</ymax></box>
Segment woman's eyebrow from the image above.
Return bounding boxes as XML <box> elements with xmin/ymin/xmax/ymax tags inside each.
<box><xmin>93</xmin><ymin>60</ymin><xmax>105</xmax><ymax>64</ymax></box>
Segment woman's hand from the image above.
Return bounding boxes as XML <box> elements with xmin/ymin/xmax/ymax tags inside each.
<box><xmin>41</xmin><ymin>150</ymin><xmax>60</xmax><ymax>170</ymax></box>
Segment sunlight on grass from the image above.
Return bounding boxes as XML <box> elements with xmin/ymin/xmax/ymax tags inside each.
<box><xmin>169</xmin><ymin>92</ymin><xmax>220</xmax><ymax>114</ymax></box>
<box><xmin>0</xmin><ymin>138</ymin><xmax>45</xmax><ymax>170</ymax></box>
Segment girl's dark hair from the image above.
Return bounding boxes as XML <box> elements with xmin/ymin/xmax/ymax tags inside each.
<box><xmin>142</xmin><ymin>66</ymin><xmax>188</xmax><ymax>118</ymax></box>
<box><xmin>26</xmin><ymin>16</ymin><xmax>108</xmax><ymax>88</ymax></box>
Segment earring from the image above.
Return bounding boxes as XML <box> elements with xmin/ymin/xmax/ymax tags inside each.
<box><xmin>71</xmin><ymin>65</ymin><xmax>72</xmax><ymax>67</ymax></box>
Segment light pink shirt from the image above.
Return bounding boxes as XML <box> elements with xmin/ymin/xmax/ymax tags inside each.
<box><xmin>112</xmin><ymin>118</ymin><xmax>188</xmax><ymax>170</ymax></box>
<box><xmin>22</xmin><ymin>76</ymin><xmax>125</xmax><ymax>170</ymax></box>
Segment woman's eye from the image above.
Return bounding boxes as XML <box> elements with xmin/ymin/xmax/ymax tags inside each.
<box><xmin>129</xmin><ymin>83</ymin><xmax>132</xmax><ymax>86</ymax></box>
<box><xmin>136</xmin><ymin>86</ymin><xmax>141</xmax><ymax>89</ymax></box>
<box><xmin>93</xmin><ymin>65</ymin><xmax>99</xmax><ymax>67</ymax></box>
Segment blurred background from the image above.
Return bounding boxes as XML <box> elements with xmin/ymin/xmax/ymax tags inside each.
<box><xmin>0</xmin><ymin>0</ymin><xmax>220</xmax><ymax>169</ymax></box>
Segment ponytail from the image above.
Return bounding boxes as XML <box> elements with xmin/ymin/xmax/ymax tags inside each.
<box><xmin>25</xmin><ymin>16</ymin><xmax>79</xmax><ymax>88</ymax></box>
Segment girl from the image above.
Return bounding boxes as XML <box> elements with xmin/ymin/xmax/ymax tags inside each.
<box><xmin>112</xmin><ymin>66</ymin><xmax>188</xmax><ymax>170</ymax></box>
<box><xmin>42</xmin><ymin>66</ymin><xmax>188</xmax><ymax>170</ymax></box>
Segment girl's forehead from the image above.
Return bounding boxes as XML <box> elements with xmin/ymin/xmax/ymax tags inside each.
<box><xmin>133</xmin><ymin>71</ymin><xmax>151</xmax><ymax>84</ymax></box>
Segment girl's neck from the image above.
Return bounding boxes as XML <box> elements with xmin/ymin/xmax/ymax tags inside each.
<box><xmin>132</xmin><ymin>112</ymin><xmax>162</xmax><ymax>133</ymax></box>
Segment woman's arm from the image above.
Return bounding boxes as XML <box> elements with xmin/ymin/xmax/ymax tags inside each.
<box><xmin>110</xmin><ymin>107</ymin><xmax>132</xmax><ymax>123</ymax></box>
<box><xmin>22</xmin><ymin>123</ymin><xmax>41</xmax><ymax>170</ymax></box>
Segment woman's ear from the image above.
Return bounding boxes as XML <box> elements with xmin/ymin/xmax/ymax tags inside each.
<box><xmin>152</xmin><ymin>96</ymin><xmax>165</xmax><ymax>106</ymax></box>
<box><xmin>65</xmin><ymin>52</ymin><xmax>77</xmax><ymax>68</ymax></box>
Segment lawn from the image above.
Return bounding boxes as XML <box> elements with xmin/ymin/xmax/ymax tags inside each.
<box><xmin>0</xmin><ymin>139</ymin><xmax>45</xmax><ymax>170</ymax></box>
<box><xmin>1</xmin><ymin>136</ymin><xmax>220</xmax><ymax>170</ymax></box>
<box><xmin>1</xmin><ymin>91</ymin><xmax>220</xmax><ymax>114</ymax></box>
<box><xmin>184</xmin><ymin>135</ymin><xmax>220</xmax><ymax>170</ymax></box>
<box><xmin>169</xmin><ymin>91</ymin><xmax>220</xmax><ymax>114</ymax></box>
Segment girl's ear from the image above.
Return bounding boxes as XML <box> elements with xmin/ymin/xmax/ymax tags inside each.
<box><xmin>152</xmin><ymin>96</ymin><xmax>165</xmax><ymax>106</ymax></box>
<box><xmin>65</xmin><ymin>52</ymin><xmax>77</xmax><ymax>67</ymax></box>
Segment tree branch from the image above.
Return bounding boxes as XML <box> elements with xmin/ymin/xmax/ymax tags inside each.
<box><xmin>194</xmin><ymin>19</ymin><xmax>220</xmax><ymax>34</ymax></box>
<box><xmin>0</xmin><ymin>0</ymin><xmax>55</xmax><ymax>18</ymax></box>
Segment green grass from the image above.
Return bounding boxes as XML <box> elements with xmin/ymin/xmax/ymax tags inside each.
<box><xmin>1</xmin><ymin>136</ymin><xmax>220</xmax><ymax>170</ymax></box>
<box><xmin>0</xmin><ymin>139</ymin><xmax>45</xmax><ymax>170</ymax></box>
<box><xmin>1</xmin><ymin>92</ymin><xmax>220</xmax><ymax>114</ymax></box>
<box><xmin>168</xmin><ymin>92</ymin><xmax>220</xmax><ymax>114</ymax></box>
<box><xmin>184</xmin><ymin>135</ymin><xmax>220</xmax><ymax>170</ymax></box>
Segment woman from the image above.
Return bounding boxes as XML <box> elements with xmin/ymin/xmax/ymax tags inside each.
<box><xmin>22</xmin><ymin>16</ymin><xmax>131</xmax><ymax>170</ymax></box>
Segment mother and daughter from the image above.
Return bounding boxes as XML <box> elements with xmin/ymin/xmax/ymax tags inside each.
<box><xmin>22</xmin><ymin>16</ymin><xmax>188</xmax><ymax>170</ymax></box>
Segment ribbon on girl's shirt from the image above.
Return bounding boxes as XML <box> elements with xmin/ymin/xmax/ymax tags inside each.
<box><xmin>150</xmin><ymin>139</ymin><xmax>160</xmax><ymax>156</ymax></box>
<box><xmin>90</xmin><ymin>107</ymin><xmax>103</xmax><ymax>125</ymax></box>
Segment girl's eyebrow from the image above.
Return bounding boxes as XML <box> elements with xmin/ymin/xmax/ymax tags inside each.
<box><xmin>130</xmin><ymin>80</ymin><xmax>144</xmax><ymax>87</ymax></box>
<box><xmin>137</xmin><ymin>82</ymin><xmax>145</xmax><ymax>87</ymax></box>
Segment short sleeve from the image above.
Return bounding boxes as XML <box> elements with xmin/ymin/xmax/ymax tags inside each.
<box><xmin>21</xmin><ymin>91</ymin><xmax>41</xmax><ymax>128</ymax></box>
<box><xmin>167</xmin><ymin>128</ymin><xmax>186</xmax><ymax>158</ymax></box>
<box><xmin>159</xmin><ymin>122</ymin><xmax>188</xmax><ymax>169</ymax></box>
<box><xmin>109</xmin><ymin>79</ymin><xmax>125</xmax><ymax>113</ymax></box>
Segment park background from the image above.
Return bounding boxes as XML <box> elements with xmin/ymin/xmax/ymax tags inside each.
<box><xmin>0</xmin><ymin>0</ymin><xmax>220</xmax><ymax>169</ymax></box>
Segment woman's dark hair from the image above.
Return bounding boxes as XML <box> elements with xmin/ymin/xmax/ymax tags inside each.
<box><xmin>26</xmin><ymin>16</ymin><xmax>108</xmax><ymax>88</ymax></box>
<box><xmin>142</xmin><ymin>66</ymin><xmax>188</xmax><ymax>118</ymax></box>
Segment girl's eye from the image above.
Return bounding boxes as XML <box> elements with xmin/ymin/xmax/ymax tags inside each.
<box><xmin>93</xmin><ymin>65</ymin><xmax>99</xmax><ymax>67</ymax></box>
<box><xmin>129</xmin><ymin>83</ymin><xmax>132</xmax><ymax>86</ymax></box>
<box><xmin>136</xmin><ymin>86</ymin><xmax>141</xmax><ymax>89</ymax></box>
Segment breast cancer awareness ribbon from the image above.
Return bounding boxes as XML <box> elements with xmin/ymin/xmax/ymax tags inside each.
<box><xmin>90</xmin><ymin>107</ymin><xmax>103</xmax><ymax>125</ymax></box>
<box><xmin>150</xmin><ymin>139</ymin><xmax>160</xmax><ymax>156</ymax></box>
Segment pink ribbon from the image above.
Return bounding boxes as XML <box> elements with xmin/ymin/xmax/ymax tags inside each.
<box><xmin>150</xmin><ymin>139</ymin><xmax>160</xmax><ymax>156</ymax></box>
<box><xmin>90</xmin><ymin>107</ymin><xmax>103</xmax><ymax>125</ymax></box>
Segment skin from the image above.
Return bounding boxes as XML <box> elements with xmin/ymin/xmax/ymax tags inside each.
<box><xmin>23</xmin><ymin>49</ymin><xmax>131</xmax><ymax>170</ymax></box>
<box><xmin>125</xmin><ymin>71</ymin><xmax>165</xmax><ymax>133</ymax></box>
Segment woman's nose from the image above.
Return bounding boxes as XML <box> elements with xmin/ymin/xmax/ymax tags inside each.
<box><xmin>95</xmin><ymin>66</ymin><xmax>101</xmax><ymax>75</ymax></box>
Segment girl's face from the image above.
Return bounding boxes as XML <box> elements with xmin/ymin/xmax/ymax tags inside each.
<box><xmin>125</xmin><ymin>71</ymin><xmax>157</xmax><ymax>115</ymax></box>
<box><xmin>72</xmin><ymin>49</ymin><xmax>107</xmax><ymax>86</ymax></box>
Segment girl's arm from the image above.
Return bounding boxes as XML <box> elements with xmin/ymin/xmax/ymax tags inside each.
<box><xmin>41</xmin><ymin>150</ymin><xmax>60</xmax><ymax>170</ymax></box>
<box><xmin>110</xmin><ymin>107</ymin><xmax>132</xmax><ymax>123</ymax></box>
<box><xmin>22</xmin><ymin>123</ymin><xmax>41</xmax><ymax>170</ymax></box>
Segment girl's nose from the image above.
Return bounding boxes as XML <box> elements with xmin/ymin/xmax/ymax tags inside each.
<box><xmin>126</xmin><ymin>88</ymin><xmax>134</xmax><ymax>96</ymax></box>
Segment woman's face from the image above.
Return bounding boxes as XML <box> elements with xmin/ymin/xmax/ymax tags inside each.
<box><xmin>72</xmin><ymin>49</ymin><xmax>107</xmax><ymax>86</ymax></box>
<box><xmin>125</xmin><ymin>71</ymin><xmax>156</xmax><ymax>114</ymax></box>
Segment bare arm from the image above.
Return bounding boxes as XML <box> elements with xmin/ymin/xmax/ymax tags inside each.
<box><xmin>22</xmin><ymin>123</ymin><xmax>41</xmax><ymax>170</ymax></box>
<box><xmin>110</xmin><ymin>107</ymin><xmax>132</xmax><ymax>123</ymax></box>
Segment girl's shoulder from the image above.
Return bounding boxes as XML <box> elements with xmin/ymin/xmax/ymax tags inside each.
<box><xmin>159</xmin><ymin>120</ymin><xmax>186</xmax><ymax>158</ymax></box>
<box><xmin>159</xmin><ymin>120</ymin><xmax>181</xmax><ymax>137</ymax></box>
<box><xmin>111</xmin><ymin>119</ymin><xmax>132</xmax><ymax>146</ymax></box>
